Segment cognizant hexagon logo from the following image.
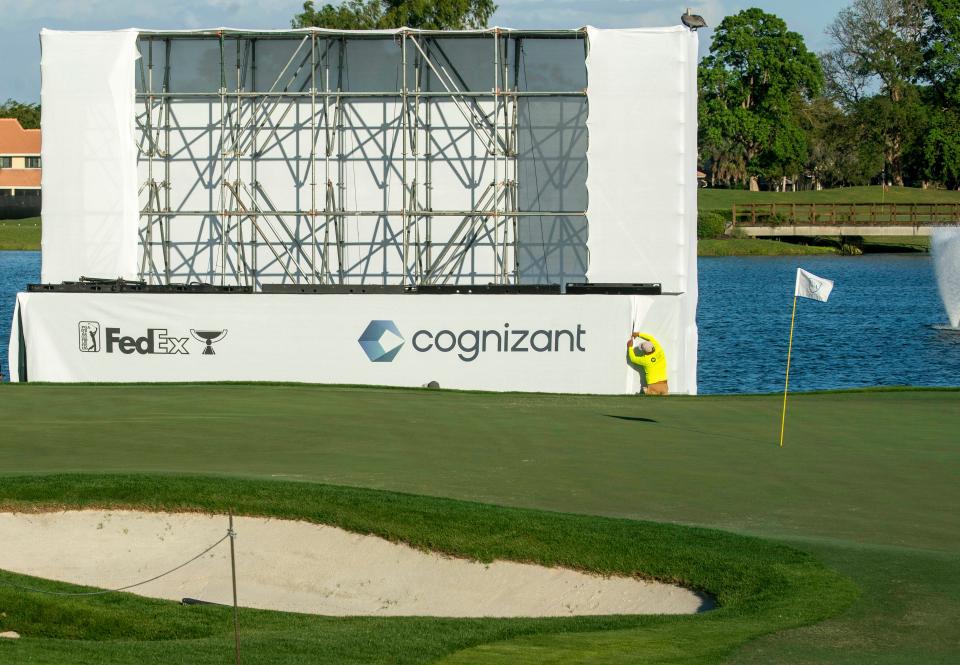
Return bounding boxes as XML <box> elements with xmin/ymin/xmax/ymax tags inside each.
<box><xmin>358</xmin><ymin>320</ymin><xmax>405</xmax><ymax>362</ymax></box>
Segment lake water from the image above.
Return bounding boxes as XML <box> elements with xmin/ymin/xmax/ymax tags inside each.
<box><xmin>698</xmin><ymin>255</ymin><xmax>959</xmax><ymax>393</ymax></box>
<box><xmin>2</xmin><ymin>251</ymin><xmax>958</xmax><ymax>392</ymax></box>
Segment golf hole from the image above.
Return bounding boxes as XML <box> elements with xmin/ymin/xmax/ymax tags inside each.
<box><xmin>0</xmin><ymin>510</ymin><xmax>711</xmax><ymax>617</ymax></box>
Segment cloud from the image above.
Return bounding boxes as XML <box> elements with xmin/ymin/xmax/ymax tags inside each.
<box><xmin>490</xmin><ymin>0</ymin><xmax>727</xmax><ymax>28</ymax></box>
<box><xmin>3</xmin><ymin>0</ymin><xmax>297</xmax><ymax>27</ymax></box>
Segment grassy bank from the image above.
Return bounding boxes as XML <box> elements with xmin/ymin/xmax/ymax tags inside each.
<box><xmin>696</xmin><ymin>185</ymin><xmax>954</xmax><ymax>255</ymax></box>
<box><xmin>0</xmin><ymin>384</ymin><xmax>957</xmax><ymax>663</ymax></box>
<box><xmin>858</xmin><ymin>235</ymin><xmax>931</xmax><ymax>251</ymax></box>
<box><xmin>697</xmin><ymin>236</ymin><xmax>931</xmax><ymax>256</ymax></box>
<box><xmin>699</xmin><ymin>184</ymin><xmax>960</xmax><ymax>210</ymax></box>
<box><xmin>0</xmin><ymin>217</ymin><xmax>40</xmax><ymax>250</ymax></box>
<box><xmin>698</xmin><ymin>238</ymin><xmax>839</xmax><ymax>256</ymax></box>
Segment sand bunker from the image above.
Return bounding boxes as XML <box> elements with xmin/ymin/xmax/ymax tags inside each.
<box><xmin>0</xmin><ymin>510</ymin><xmax>708</xmax><ymax>617</ymax></box>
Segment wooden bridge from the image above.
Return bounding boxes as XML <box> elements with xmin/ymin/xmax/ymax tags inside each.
<box><xmin>730</xmin><ymin>203</ymin><xmax>960</xmax><ymax>237</ymax></box>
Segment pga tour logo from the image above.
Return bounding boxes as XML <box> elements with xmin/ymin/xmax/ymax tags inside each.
<box><xmin>78</xmin><ymin>321</ymin><xmax>101</xmax><ymax>352</ymax></box>
<box><xmin>77</xmin><ymin>322</ymin><xmax>227</xmax><ymax>356</ymax></box>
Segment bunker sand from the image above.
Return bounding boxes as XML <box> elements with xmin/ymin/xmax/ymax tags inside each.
<box><xmin>0</xmin><ymin>510</ymin><xmax>708</xmax><ymax>617</ymax></box>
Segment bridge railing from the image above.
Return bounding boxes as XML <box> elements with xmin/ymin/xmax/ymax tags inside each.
<box><xmin>731</xmin><ymin>202</ymin><xmax>960</xmax><ymax>227</ymax></box>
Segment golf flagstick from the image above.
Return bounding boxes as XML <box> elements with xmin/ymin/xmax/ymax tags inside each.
<box><xmin>781</xmin><ymin>268</ymin><xmax>835</xmax><ymax>447</ymax></box>
<box><xmin>779</xmin><ymin>295</ymin><xmax>798</xmax><ymax>448</ymax></box>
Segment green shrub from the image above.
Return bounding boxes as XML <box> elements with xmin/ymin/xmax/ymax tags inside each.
<box><xmin>697</xmin><ymin>210</ymin><xmax>728</xmax><ymax>238</ymax></box>
<box><xmin>762</xmin><ymin>212</ymin><xmax>791</xmax><ymax>226</ymax></box>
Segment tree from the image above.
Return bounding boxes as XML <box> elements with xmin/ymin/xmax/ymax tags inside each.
<box><xmin>293</xmin><ymin>0</ymin><xmax>384</xmax><ymax>29</ymax></box>
<box><xmin>919</xmin><ymin>0</ymin><xmax>960</xmax><ymax>188</ymax></box>
<box><xmin>292</xmin><ymin>0</ymin><xmax>497</xmax><ymax>30</ymax></box>
<box><xmin>922</xmin><ymin>0</ymin><xmax>960</xmax><ymax>104</ymax></box>
<box><xmin>923</xmin><ymin>106</ymin><xmax>960</xmax><ymax>188</ymax></box>
<box><xmin>823</xmin><ymin>0</ymin><xmax>926</xmax><ymax>185</ymax></box>
<box><xmin>0</xmin><ymin>99</ymin><xmax>40</xmax><ymax>130</ymax></box>
<box><xmin>802</xmin><ymin>97</ymin><xmax>884</xmax><ymax>187</ymax></box>
<box><xmin>698</xmin><ymin>9</ymin><xmax>823</xmax><ymax>190</ymax></box>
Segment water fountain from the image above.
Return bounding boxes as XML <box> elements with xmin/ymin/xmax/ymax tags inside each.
<box><xmin>931</xmin><ymin>228</ymin><xmax>960</xmax><ymax>331</ymax></box>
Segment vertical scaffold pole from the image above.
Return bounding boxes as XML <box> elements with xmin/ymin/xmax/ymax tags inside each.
<box><xmin>401</xmin><ymin>31</ymin><xmax>409</xmax><ymax>286</ymax></box>
<box><xmin>492</xmin><ymin>29</ymin><xmax>500</xmax><ymax>284</ymax></box>
<box><xmin>336</xmin><ymin>37</ymin><xmax>346</xmax><ymax>284</ymax></box>
<box><xmin>423</xmin><ymin>41</ymin><xmax>433</xmax><ymax>277</ymax></box>
<box><xmin>219</xmin><ymin>31</ymin><xmax>227</xmax><ymax>286</ymax></box>
<box><xmin>323</xmin><ymin>39</ymin><xmax>332</xmax><ymax>283</ymax></box>
<box><xmin>250</xmin><ymin>39</ymin><xmax>258</xmax><ymax>285</ymax></box>
<box><xmin>501</xmin><ymin>33</ymin><xmax>511</xmax><ymax>283</ymax></box>
<box><xmin>512</xmin><ymin>37</ymin><xmax>522</xmax><ymax>282</ymax></box>
<box><xmin>163</xmin><ymin>37</ymin><xmax>172</xmax><ymax>284</ymax></box>
<box><xmin>310</xmin><ymin>33</ymin><xmax>318</xmax><ymax>285</ymax></box>
<box><xmin>143</xmin><ymin>38</ymin><xmax>155</xmax><ymax>284</ymax></box>
<box><xmin>235</xmin><ymin>37</ymin><xmax>247</xmax><ymax>287</ymax></box>
<box><xmin>412</xmin><ymin>47</ymin><xmax>421</xmax><ymax>282</ymax></box>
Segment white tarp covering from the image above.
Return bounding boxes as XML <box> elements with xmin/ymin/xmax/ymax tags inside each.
<box><xmin>37</xmin><ymin>27</ymin><xmax>697</xmax><ymax>291</ymax></box>
<box><xmin>584</xmin><ymin>26</ymin><xmax>698</xmax><ymax>293</ymax></box>
<box><xmin>40</xmin><ymin>29</ymin><xmax>141</xmax><ymax>284</ymax></box>
<box><xmin>9</xmin><ymin>292</ymin><xmax>696</xmax><ymax>394</ymax></box>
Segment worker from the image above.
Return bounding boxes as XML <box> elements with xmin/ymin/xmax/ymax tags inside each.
<box><xmin>627</xmin><ymin>332</ymin><xmax>668</xmax><ymax>395</ymax></box>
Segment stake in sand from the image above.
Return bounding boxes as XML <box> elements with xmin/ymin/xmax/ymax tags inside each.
<box><xmin>780</xmin><ymin>268</ymin><xmax>835</xmax><ymax>447</ymax></box>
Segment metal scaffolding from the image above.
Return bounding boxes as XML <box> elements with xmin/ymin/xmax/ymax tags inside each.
<box><xmin>135</xmin><ymin>28</ymin><xmax>588</xmax><ymax>289</ymax></box>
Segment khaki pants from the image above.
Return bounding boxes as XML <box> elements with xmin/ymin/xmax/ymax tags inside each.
<box><xmin>643</xmin><ymin>381</ymin><xmax>669</xmax><ymax>396</ymax></box>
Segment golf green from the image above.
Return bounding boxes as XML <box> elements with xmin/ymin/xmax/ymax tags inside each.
<box><xmin>0</xmin><ymin>384</ymin><xmax>957</xmax><ymax>663</ymax></box>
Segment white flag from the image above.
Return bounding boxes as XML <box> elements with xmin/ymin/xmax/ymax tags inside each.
<box><xmin>794</xmin><ymin>268</ymin><xmax>834</xmax><ymax>302</ymax></box>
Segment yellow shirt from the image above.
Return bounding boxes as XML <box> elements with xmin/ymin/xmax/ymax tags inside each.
<box><xmin>628</xmin><ymin>333</ymin><xmax>668</xmax><ymax>384</ymax></box>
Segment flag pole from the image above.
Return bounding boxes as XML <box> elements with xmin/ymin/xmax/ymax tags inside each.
<box><xmin>779</xmin><ymin>295</ymin><xmax>799</xmax><ymax>447</ymax></box>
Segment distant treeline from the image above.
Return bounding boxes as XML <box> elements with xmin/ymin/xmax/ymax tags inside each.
<box><xmin>2</xmin><ymin>1</ymin><xmax>957</xmax><ymax>192</ymax></box>
<box><xmin>699</xmin><ymin>1</ymin><xmax>960</xmax><ymax>191</ymax></box>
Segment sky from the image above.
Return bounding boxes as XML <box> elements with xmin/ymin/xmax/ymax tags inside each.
<box><xmin>0</xmin><ymin>0</ymin><xmax>848</xmax><ymax>104</ymax></box>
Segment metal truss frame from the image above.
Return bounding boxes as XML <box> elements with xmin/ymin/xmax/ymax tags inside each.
<box><xmin>135</xmin><ymin>28</ymin><xmax>588</xmax><ymax>289</ymax></box>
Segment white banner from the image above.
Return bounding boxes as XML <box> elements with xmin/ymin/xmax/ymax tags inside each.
<box><xmin>40</xmin><ymin>30</ymin><xmax>140</xmax><ymax>284</ymax></box>
<box><xmin>584</xmin><ymin>27</ymin><xmax>698</xmax><ymax>294</ymax></box>
<box><xmin>10</xmin><ymin>292</ymin><xmax>696</xmax><ymax>394</ymax></box>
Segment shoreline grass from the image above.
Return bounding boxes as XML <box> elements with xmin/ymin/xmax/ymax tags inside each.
<box><xmin>699</xmin><ymin>185</ymin><xmax>960</xmax><ymax>209</ymax></box>
<box><xmin>0</xmin><ymin>217</ymin><xmax>40</xmax><ymax>250</ymax></box>
<box><xmin>698</xmin><ymin>238</ymin><xmax>840</xmax><ymax>256</ymax></box>
<box><xmin>697</xmin><ymin>236</ymin><xmax>931</xmax><ymax>256</ymax></box>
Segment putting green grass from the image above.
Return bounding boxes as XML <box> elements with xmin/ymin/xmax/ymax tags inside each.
<box><xmin>0</xmin><ymin>217</ymin><xmax>40</xmax><ymax>250</ymax></box>
<box><xmin>0</xmin><ymin>384</ymin><xmax>958</xmax><ymax>663</ymax></box>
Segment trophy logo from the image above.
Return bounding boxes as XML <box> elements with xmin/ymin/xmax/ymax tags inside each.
<box><xmin>78</xmin><ymin>321</ymin><xmax>101</xmax><ymax>352</ymax></box>
<box><xmin>190</xmin><ymin>329</ymin><xmax>228</xmax><ymax>355</ymax></box>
